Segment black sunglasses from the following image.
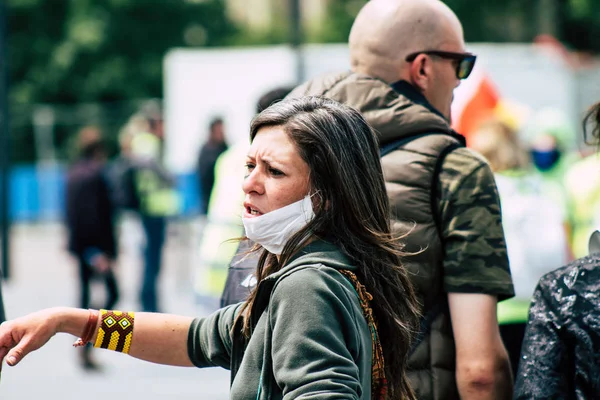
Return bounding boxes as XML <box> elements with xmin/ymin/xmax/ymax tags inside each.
<box><xmin>405</xmin><ymin>50</ymin><xmax>477</xmax><ymax>80</ymax></box>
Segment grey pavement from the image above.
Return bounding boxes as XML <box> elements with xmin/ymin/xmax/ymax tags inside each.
<box><xmin>0</xmin><ymin>219</ymin><xmax>230</xmax><ymax>399</ymax></box>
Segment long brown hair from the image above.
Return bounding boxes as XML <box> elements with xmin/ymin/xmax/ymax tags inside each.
<box><xmin>584</xmin><ymin>101</ymin><xmax>600</xmax><ymax>146</ymax></box>
<box><xmin>238</xmin><ymin>96</ymin><xmax>420</xmax><ymax>399</ymax></box>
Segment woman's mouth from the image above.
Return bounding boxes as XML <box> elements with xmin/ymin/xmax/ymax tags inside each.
<box><xmin>244</xmin><ymin>204</ymin><xmax>263</xmax><ymax>217</ymax></box>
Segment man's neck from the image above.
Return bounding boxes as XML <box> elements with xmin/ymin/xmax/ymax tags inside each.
<box><xmin>351</xmin><ymin>62</ymin><xmax>398</xmax><ymax>84</ymax></box>
<box><xmin>390</xmin><ymin>80</ymin><xmax>447</xmax><ymax>121</ymax></box>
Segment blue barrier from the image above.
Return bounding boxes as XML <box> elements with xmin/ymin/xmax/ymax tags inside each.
<box><xmin>2</xmin><ymin>164</ymin><xmax>202</xmax><ymax>222</ymax></box>
<box><xmin>176</xmin><ymin>172</ymin><xmax>201</xmax><ymax>216</ymax></box>
<box><xmin>10</xmin><ymin>165</ymin><xmax>41</xmax><ymax>221</ymax></box>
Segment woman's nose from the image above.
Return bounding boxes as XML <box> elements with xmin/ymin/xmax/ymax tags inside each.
<box><xmin>242</xmin><ymin>169</ymin><xmax>264</xmax><ymax>195</ymax></box>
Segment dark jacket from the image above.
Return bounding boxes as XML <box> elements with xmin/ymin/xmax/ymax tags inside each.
<box><xmin>198</xmin><ymin>141</ymin><xmax>228</xmax><ymax>214</ymax></box>
<box><xmin>220</xmin><ymin>240</ymin><xmax>259</xmax><ymax>308</ymax></box>
<box><xmin>188</xmin><ymin>240</ymin><xmax>372</xmax><ymax>399</ymax></box>
<box><xmin>65</xmin><ymin>159</ymin><xmax>116</xmax><ymax>258</ymax></box>
<box><xmin>515</xmin><ymin>254</ymin><xmax>600</xmax><ymax>399</ymax></box>
<box><xmin>106</xmin><ymin>155</ymin><xmax>139</xmax><ymax>211</ymax></box>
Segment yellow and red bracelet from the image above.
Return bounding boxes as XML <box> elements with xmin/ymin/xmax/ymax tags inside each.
<box><xmin>93</xmin><ymin>309</ymin><xmax>135</xmax><ymax>354</ymax></box>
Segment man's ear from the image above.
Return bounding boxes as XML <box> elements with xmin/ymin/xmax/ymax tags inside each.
<box><xmin>409</xmin><ymin>54</ymin><xmax>430</xmax><ymax>91</ymax></box>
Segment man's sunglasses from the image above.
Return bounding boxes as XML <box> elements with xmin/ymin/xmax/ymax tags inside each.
<box><xmin>405</xmin><ymin>50</ymin><xmax>477</xmax><ymax>80</ymax></box>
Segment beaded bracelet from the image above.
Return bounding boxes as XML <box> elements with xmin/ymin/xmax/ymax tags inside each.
<box><xmin>93</xmin><ymin>310</ymin><xmax>135</xmax><ymax>354</ymax></box>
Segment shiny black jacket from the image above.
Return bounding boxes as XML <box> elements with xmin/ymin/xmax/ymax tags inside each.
<box><xmin>515</xmin><ymin>254</ymin><xmax>600</xmax><ymax>399</ymax></box>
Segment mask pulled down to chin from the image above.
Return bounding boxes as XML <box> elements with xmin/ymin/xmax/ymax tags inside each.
<box><xmin>242</xmin><ymin>195</ymin><xmax>315</xmax><ymax>255</ymax></box>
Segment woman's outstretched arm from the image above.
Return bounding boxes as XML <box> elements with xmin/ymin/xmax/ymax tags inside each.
<box><xmin>0</xmin><ymin>307</ymin><xmax>195</xmax><ymax>368</ymax></box>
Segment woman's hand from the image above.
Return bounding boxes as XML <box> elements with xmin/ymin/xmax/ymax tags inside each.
<box><xmin>0</xmin><ymin>308</ymin><xmax>66</xmax><ymax>369</ymax></box>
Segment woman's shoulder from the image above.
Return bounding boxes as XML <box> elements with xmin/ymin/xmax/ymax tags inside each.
<box><xmin>264</xmin><ymin>241</ymin><xmax>362</xmax><ymax>310</ymax></box>
<box><xmin>270</xmin><ymin>240</ymin><xmax>356</xmax><ymax>283</ymax></box>
<box><xmin>268</xmin><ymin>258</ymin><xmax>360</xmax><ymax>313</ymax></box>
<box><xmin>273</xmin><ymin>263</ymin><xmax>355</xmax><ymax>296</ymax></box>
<box><xmin>268</xmin><ymin>265</ymin><xmax>367</xmax><ymax>340</ymax></box>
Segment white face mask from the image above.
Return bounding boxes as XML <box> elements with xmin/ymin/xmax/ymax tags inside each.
<box><xmin>242</xmin><ymin>195</ymin><xmax>315</xmax><ymax>255</ymax></box>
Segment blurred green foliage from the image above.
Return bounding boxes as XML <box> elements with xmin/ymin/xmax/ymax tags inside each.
<box><xmin>6</xmin><ymin>0</ymin><xmax>600</xmax><ymax>163</ymax></box>
<box><xmin>8</xmin><ymin>0</ymin><xmax>600</xmax><ymax>105</ymax></box>
<box><xmin>318</xmin><ymin>0</ymin><xmax>600</xmax><ymax>51</ymax></box>
<box><xmin>8</xmin><ymin>0</ymin><xmax>237</xmax><ymax>162</ymax></box>
<box><xmin>8</xmin><ymin>0</ymin><xmax>237</xmax><ymax>105</ymax></box>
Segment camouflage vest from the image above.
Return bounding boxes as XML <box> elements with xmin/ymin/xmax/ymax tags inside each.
<box><xmin>289</xmin><ymin>72</ymin><xmax>464</xmax><ymax>400</ymax></box>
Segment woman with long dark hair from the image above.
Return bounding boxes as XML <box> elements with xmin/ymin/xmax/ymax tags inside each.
<box><xmin>0</xmin><ymin>97</ymin><xmax>420</xmax><ymax>399</ymax></box>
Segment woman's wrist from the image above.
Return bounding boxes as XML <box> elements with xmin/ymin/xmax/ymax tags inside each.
<box><xmin>53</xmin><ymin>307</ymin><xmax>95</xmax><ymax>337</ymax></box>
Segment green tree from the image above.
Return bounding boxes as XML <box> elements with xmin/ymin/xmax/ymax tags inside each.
<box><xmin>8</xmin><ymin>0</ymin><xmax>237</xmax><ymax>105</ymax></box>
<box><xmin>316</xmin><ymin>0</ymin><xmax>600</xmax><ymax>51</ymax></box>
<box><xmin>561</xmin><ymin>0</ymin><xmax>600</xmax><ymax>52</ymax></box>
<box><xmin>7</xmin><ymin>0</ymin><xmax>600</xmax><ymax>163</ymax></box>
<box><xmin>7</xmin><ymin>0</ymin><xmax>238</xmax><ymax>162</ymax></box>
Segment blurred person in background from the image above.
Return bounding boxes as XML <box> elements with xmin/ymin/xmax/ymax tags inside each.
<box><xmin>107</xmin><ymin>123</ymin><xmax>137</xmax><ymax>212</ymax></box>
<box><xmin>197</xmin><ymin>117</ymin><xmax>228</xmax><ymax>215</ymax></box>
<box><xmin>515</xmin><ymin>101</ymin><xmax>600</xmax><ymax>399</ymax></box>
<box><xmin>217</xmin><ymin>86</ymin><xmax>293</xmax><ymax>307</ymax></box>
<box><xmin>286</xmin><ymin>0</ymin><xmax>516</xmax><ymax>398</ymax></box>
<box><xmin>470</xmin><ymin>119</ymin><xmax>570</xmax><ymax>377</ymax></box>
<box><xmin>65</xmin><ymin>126</ymin><xmax>119</xmax><ymax>370</ymax></box>
<box><xmin>525</xmin><ymin>108</ymin><xmax>578</xmax><ymax>182</ymax></box>
<box><xmin>0</xmin><ymin>96</ymin><xmax>421</xmax><ymax>400</ymax></box>
<box><xmin>524</xmin><ymin>108</ymin><xmax>579</xmax><ymax>238</ymax></box>
<box><xmin>118</xmin><ymin>106</ymin><xmax>179</xmax><ymax>313</ymax></box>
<box><xmin>563</xmin><ymin>119</ymin><xmax>600</xmax><ymax>259</ymax></box>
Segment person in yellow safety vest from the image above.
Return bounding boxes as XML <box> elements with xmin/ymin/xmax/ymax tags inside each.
<box><xmin>470</xmin><ymin>118</ymin><xmax>570</xmax><ymax>376</ymax></box>
<box><xmin>565</xmin><ymin>153</ymin><xmax>600</xmax><ymax>259</ymax></box>
<box><xmin>195</xmin><ymin>142</ymin><xmax>249</xmax><ymax>307</ymax></box>
<box><xmin>194</xmin><ymin>87</ymin><xmax>293</xmax><ymax>308</ymax></box>
<box><xmin>128</xmin><ymin>114</ymin><xmax>180</xmax><ymax>312</ymax></box>
<box><xmin>130</xmin><ymin>131</ymin><xmax>179</xmax><ymax>218</ymax></box>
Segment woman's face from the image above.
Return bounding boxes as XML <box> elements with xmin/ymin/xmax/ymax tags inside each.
<box><xmin>242</xmin><ymin>126</ymin><xmax>310</xmax><ymax>218</ymax></box>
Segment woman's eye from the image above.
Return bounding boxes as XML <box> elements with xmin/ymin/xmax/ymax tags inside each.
<box><xmin>269</xmin><ymin>168</ymin><xmax>283</xmax><ymax>176</ymax></box>
<box><xmin>245</xmin><ymin>163</ymin><xmax>255</xmax><ymax>171</ymax></box>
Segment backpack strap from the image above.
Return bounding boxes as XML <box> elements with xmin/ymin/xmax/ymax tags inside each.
<box><xmin>380</xmin><ymin>132</ymin><xmax>465</xmax><ymax>354</ymax></box>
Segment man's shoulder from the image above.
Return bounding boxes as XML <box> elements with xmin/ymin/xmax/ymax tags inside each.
<box><xmin>440</xmin><ymin>146</ymin><xmax>513</xmax><ymax>299</ymax></box>
<box><xmin>290</xmin><ymin>70</ymin><xmax>376</xmax><ymax>90</ymax></box>
<box><xmin>288</xmin><ymin>71</ymin><xmax>396</xmax><ymax>109</ymax></box>
<box><xmin>437</xmin><ymin>147</ymin><xmax>495</xmax><ymax>194</ymax></box>
<box><xmin>440</xmin><ymin>147</ymin><xmax>489</xmax><ymax>179</ymax></box>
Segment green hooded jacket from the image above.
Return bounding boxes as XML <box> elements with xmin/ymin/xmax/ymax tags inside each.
<box><xmin>187</xmin><ymin>240</ymin><xmax>373</xmax><ymax>399</ymax></box>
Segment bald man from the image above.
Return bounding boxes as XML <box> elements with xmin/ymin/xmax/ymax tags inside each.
<box><xmin>289</xmin><ymin>0</ymin><xmax>514</xmax><ymax>399</ymax></box>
